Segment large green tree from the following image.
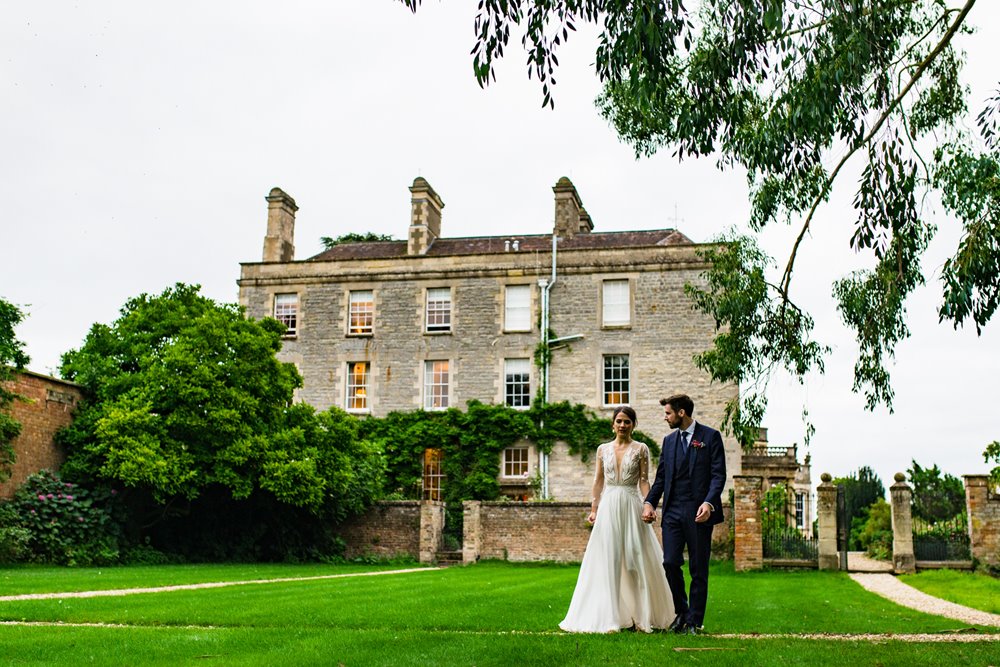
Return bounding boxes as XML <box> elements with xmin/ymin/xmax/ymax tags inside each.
<box><xmin>401</xmin><ymin>1</ymin><xmax>999</xmax><ymax>446</ymax></box>
<box><xmin>907</xmin><ymin>459</ymin><xmax>966</xmax><ymax>522</ymax></box>
<box><xmin>0</xmin><ymin>297</ymin><xmax>30</xmax><ymax>482</ymax></box>
<box><xmin>58</xmin><ymin>284</ymin><xmax>380</xmax><ymax>517</ymax></box>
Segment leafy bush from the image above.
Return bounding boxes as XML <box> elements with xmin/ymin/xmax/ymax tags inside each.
<box><xmin>0</xmin><ymin>503</ymin><xmax>31</xmax><ymax>562</ymax></box>
<box><xmin>853</xmin><ymin>498</ymin><xmax>892</xmax><ymax>561</ymax></box>
<box><xmin>5</xmin><ymin>470</ymin><xmax>120</xmax><ymax>566</ymax></box>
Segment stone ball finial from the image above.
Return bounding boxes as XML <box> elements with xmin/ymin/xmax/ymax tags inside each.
<box><xmin>820</xmin><ymin>473</ymin><xmax>831</xmax><ymax>483</ymax></box>
<box><xmin>894</xmin><ymin>472</ymin><xmax>906</xmax><ymax>483</ymax></box>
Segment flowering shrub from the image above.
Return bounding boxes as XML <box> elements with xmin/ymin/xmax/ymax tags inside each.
<box><xmin>5</xmin><ymin>470</ymin><xmax>120</xmax><ymax>565</ymax></box>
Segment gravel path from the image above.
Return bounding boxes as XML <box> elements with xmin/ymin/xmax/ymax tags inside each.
<box><xmin>850</xmin><ymin>572</ymin><xmax>1000</xmax><ymax>628</ymax></box>
<box><xmin>0</xmin><ymin>567</ymin><xmax>438</xmax><ymax>602</ymax></box>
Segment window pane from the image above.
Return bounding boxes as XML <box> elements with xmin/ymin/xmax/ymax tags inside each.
<box><xmin>274</xmin><ymin>293</ymin><xmax>298</xmax><ymax>335</ymax></box>
<box><xmin>503</xmin><ymin>447</ymin><xmax>529</xmax><ymax>477</ymax></box>
<box><xmin>349</xmin><ymin>290</ymin><xmax>374</xmax><ymax>334</ymax></box>
<box><xmin>424</xmin><ymin>360</ymin><xmax>449</xmax><ymax>409</ymax></box>
<box><xmin>602</xmin><ymin>354</ymin><xmax>630</xmax><ymax>405</ymax></box>
<box><xmin>425</xmin><ymin>287</ymin><xmax>452</xmax><ymax>332</ymax></box>
<box><xmin>505</xmin><ymin>285</ymin><xmax>530</xmax><ymax>331</ymax></box>
<box><xmin>504</xmin><ymin>358</ymin><xmax>531</xmax><ymax>408</ymax></box>
<box><xmin>602</xmin><ymin>280</ymin><xmax>630</xmax><ymax>326</ymax></box>
<box><xmin>423</xmin><ymin>448</ymin><xmax>444</xmax><ymax>501</ymax></box>
<box><xmin>346</xmin><ymin>362</ymin><xmax>369</xmax><ymax>411</ymax></box>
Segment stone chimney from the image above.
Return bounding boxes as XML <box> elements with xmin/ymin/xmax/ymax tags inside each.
<box><xmin>262</xmin><ymin>187</ymin><xmax>297</xmax><ymax>262</ymax></box>
<box><xmin>553</xmin><ymin>177</ymin><xmax>594</xmax><ymax>239</ymax></box>
<box><xmin>408</xmin><ymin>177</ymin><xmax>444</xmax><ymax>255</ymax></box>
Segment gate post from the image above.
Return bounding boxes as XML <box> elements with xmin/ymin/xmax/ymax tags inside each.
<box><xmin>734</xmin><ymin>475</ymin><xmax>763</xmax><ymax>571</ymax></box>
<box><xmin>964</xmin><ymin>475</ymin><xmax>1000</xmax><ymax>568</ymax></box>
<box><xmin>890</xmin><ymin>473</ymin><xmax>916</xmax><ymax>574</ymax></box>
<box><xmin>462</xmin><ymin>500</ymin><xmax>482</xmax><ymax>565</ymax></box>
<box><xmin>419</xmin><ymin>500</ymin><xmax>445</xmax><ymax>564</ymax></box>
<box><xmin>817</xmin><ymin>473</ymin><xmax>840</xmax><ymax>570</ymax></box>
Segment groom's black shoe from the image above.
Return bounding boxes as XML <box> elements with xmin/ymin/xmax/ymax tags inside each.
<box><xmin>668</xmin><ymin>615</ymin><xmax>687</xmax><ymax>634</ymax></box>
<box><xmin>684</xmin><ymin>625</ymin><xmax>704</xmax><ymax>635</ymax></box>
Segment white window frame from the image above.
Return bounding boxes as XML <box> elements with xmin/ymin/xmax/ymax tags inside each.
<box><xmin>503</xmin><ymin>358</ymin><xmax>531</xmax><ymax>409</ymax></box>
<box><xmin>795</xmin><ymin>493</ymin><xmax>805</xmax><ymax>529</ymax></box>
<box><xmin>504</xmin><ymin>284</ymin><xmax>531</xmax><ymax>332</ymax></box>
<box><xmin>346</xmin><ymin>361</ymin><xmax>370</xmax><ymax>412</ymax></box>
<box><xmin>602</xmin><ymin>279</ymin><xmax>630</xmax><ymax>327</ymax></box>
<box><xmin>273</xmin><ymin>293</ymin><xmax>298</xmax><ymax>336</ymax></box>
<box><xmin>502</xmin><ymin>446</ymin><xmax>530</xmax><ymax>478</ymax></box>
<box><xmin>425</xmin><ymin>287</ymin><xmax>452</xmax><ymax>333</ymax></box>
<box><xmin>602</xmin><ymin>354</ymin><xmax>630</xmax><ymax>406</ymax></box>
<box><xmin>423</xmin><ymin>360</ymin><xmax>450</xmax><ymax>410</ymax></box>
<box><xmin>348</xmin><ymin>290</ymin><xmax>374</xmax><ymax>335</ymax></box>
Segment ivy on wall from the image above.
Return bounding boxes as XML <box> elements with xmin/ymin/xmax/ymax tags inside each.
<box><xmin>360</xmin><ymin>400</ymin><xmax>658</xmax><ymax>504</ymax></box>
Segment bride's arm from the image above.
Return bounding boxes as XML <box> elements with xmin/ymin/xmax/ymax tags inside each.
<box><xmin>588</xmin><ymin>444</ymin><xmax>605</xmax><ymax>524</ymax></box>
<box><xmin>638</xmin><ymin>443</ymin><xmax>651</xmax><ymax>498</ymax></box>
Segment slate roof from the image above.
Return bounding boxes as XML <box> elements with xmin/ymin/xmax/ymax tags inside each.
<box><xmin>307</xmin><ymin>229</ymin><xmax>692</xmax><ymax>262</ymax></box>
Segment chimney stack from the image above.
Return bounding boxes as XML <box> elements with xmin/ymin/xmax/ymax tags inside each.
<box><xmin>262</xmin><ymin>187</ymin><xmax>297</xmax><ymax>262</ymax></box>
<box><xmin>553</xmin><ymin>177</ymin><xmax>593</xmax><ymax>239</ymax></box>
<box><xmin>408</xmin><ymin>177</ymin><xmax>444</xmax><ymax>255</ymax></box>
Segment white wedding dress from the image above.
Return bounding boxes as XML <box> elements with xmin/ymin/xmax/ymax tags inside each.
<box><xmin>559</xmin><ymin>441</ymin><xmax>674</xmax><ymax>633</ymax></box>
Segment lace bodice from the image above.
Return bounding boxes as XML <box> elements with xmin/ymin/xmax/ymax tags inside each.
<box><xmin>595</xmin><ymin>441</ymin><xmax>650</xmax><ymax>489</ymax></box>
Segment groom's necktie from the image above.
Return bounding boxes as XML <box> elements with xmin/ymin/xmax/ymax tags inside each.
<box><xmin>679</xmin><ymin>431</ymin><xmax>689</xmax><ymax>457</ymax></box>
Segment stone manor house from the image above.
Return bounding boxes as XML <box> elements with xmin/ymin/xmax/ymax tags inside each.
<box><xmin>237</xmin><ymin>177</ymin><xmax>808</xmax><ymax>515</ymax></box>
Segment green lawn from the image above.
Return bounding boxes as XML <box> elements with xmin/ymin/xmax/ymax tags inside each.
<box><xmin>900</xmin><ymin>568</ymin><xmax>1000</xmax><ymax>614</ymax></box>
<box><xmin>0</xmin><ymin>560</ymin><xmax>996</xmax><ymax>666</ymax></box>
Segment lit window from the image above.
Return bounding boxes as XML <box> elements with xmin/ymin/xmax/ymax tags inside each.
<box><xmin>423</xmin><ymin>448</ymin><xmax>444</xmax><ymax>501</ymax></box>
<box><xmin>503</xmin><ymin>447</ymin><xmax>529</xmax><ymax>477</ymax></box>
<box><xmin>602</xmin><ymin>354</ymin><xmax>630</xmax><ymax>405</ymax></box>
<box><xmin>425</xmin><ymin>288</ymin><xmax>452</xmax><ymax>333</ymax></box>
<box><xmin>602</xmin><ymin>279</ymin><xmax>630</xmax><ymax>326</ymax></box>
<box><xmin>504</xmin><ymin>285</ymin><xmax>530</xmax><ymax>332</ymax></box>
<box><xmin>423</xmin><ymin>360</ymin><xmax>449</xmax><ymax>410</ymax></box>
<box><xmin>346</xmin><ymin>362</ymin><xmax>369</xmax><ymax>411</ymax></box>
<box><xmin>273</xmin><ymin>293</ymin><xmax>298</xmax><ymax>335</ymax></box>
<box><xmin>348</xmin><ymin>290</ymin><xmax>374</xmax><ymax>335</ymax></box>
<box><xmin>504</xmin><ymin>358</ymin><xmax>531</xmax><ymax>409</ymax></box>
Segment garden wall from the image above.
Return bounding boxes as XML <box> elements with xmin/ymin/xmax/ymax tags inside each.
<box><xmin>337</xmin><ymin>501</ymin><xmax>422</xmax><ymax>560</ymax></box>
<box><xmin>0</xmin><ymin>371</ymin><xmax>81</xmax><ymax>499</ymax></box>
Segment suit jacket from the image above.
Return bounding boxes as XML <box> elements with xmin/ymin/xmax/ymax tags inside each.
<box><xmin>644</xmin><ymin>422</ymin><xmax>727</xmax><ymax>527</ymax></box>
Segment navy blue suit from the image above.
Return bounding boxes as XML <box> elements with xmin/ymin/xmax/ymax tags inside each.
<box><xmin>644</xmin><ymin>422</ymin><xmax>726</xmax><ymax>627</ymax></box>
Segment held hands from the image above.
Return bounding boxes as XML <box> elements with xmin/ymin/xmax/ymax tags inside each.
<box><xmin>695</xmin><ymin>502</ymin><xmax>713</xmax><ymax>523</ymax></box>
<box><xmin>641</xmin><ymin>503</ymin><xmax>656</xmax><ymax>524</ymax></box>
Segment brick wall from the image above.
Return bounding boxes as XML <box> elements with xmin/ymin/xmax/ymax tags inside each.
<box><xmin>733</xmin><ymin>475</ymin><xmax>763</xmax><ymax>571</ymax></box>
<box><xmin>0</xmin><ymin>371</ymin><xmax>81</xmax><ymax>499</ymax></box>
<box><xmin>337</xmin><ymin>501</ymin><xmax>422</xmax><ymax>560</ymax></box>
<box><xmin>465</xmin><ymin>500</ymin><xmax>595</xmax><ymax>562</ymax></box>
<box><xmin>965</xmin><ymin>475</ymin><xmax>1000</xmax><ymax>568</ymax></box>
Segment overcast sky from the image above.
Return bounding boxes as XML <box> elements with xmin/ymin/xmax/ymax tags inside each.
<box><xmin>3</xmin><ymin>2</ymin><xmax>998</xmax><ymax>489</ymax></box>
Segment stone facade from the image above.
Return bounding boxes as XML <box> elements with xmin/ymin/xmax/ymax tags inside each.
<box><xmin>739</xmin><ymin>428</ymin><xmax>813</xmax><ymax>536</ymax></box>
<box><xmin>965</xmin><ymin>475</ymin><xmax>1000</xmax><ymax>568</ymax></box>
<box><xmin>237</xmin><ymin>177</ymin><xmax>740</xmax><ymax>500</ymax></box>
<box><xmin>0</xmin><ymin>371</ymin><xmax>81</xmax><ymax>499</ymax></box>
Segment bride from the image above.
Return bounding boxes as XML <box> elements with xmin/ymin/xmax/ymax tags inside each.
<box><xmin>559</xmin><ymin>405</ymin><xmax>674</xmax><ymax>633</ymax></box>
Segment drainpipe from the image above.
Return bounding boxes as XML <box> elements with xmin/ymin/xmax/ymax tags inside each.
<box><xmin>537</xmin><ymin>233</ymin><xmax>558</xmax><ymax>499</ymax></box>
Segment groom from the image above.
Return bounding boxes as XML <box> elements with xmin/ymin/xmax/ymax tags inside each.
<box><xmin>642</xmin><ymin>394</ymin><xmax>726</xmax><ymax>635</ymax></box>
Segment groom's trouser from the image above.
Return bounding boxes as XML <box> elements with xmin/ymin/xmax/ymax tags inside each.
<box><xmin>662</xmin><ymin>500</ymin><xmax>714</xmax><ymax>627</ymax></box>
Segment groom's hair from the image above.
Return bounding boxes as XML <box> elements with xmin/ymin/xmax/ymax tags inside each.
<box><xmin>660</xmin><ymin>394</ymin><xmax>694</xmax><ymax>416</ymax></box>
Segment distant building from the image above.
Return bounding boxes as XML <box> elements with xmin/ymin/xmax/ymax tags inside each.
<box><xmin>237</xmin><ymin>177</ymin><xmax>740</xmax><ymax>500</ymax></box>
<box><xmin>740</xmin><ymin>427</ymin><xmax>814</xmax><ymax>535</ymax></box>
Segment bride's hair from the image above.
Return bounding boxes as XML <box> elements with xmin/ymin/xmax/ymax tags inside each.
<box><xmin>612</xmin><ymin>405</ymin><xmax>637</xmax><ymax>426</ymax></box>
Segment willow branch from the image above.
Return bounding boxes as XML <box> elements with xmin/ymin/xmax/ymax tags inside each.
<box><xmin>778</xmin><ymin>0</ymin><xmax>977</xmax><ymax>298</ymax></box>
